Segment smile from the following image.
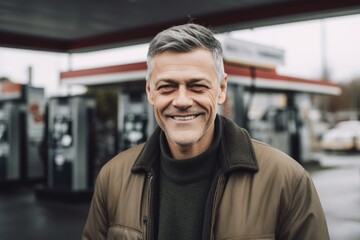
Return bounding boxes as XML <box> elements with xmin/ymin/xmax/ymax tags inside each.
<box><xmin>172</xmin><ymin>115</ymin><xmax>198</xmax><ymax>121</ymax></box>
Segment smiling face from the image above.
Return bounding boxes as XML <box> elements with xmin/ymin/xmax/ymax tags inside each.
<box><xmin>146</xmin><ymin>48</ymin><xmax>227</xmax><ymax>159</ymax></box>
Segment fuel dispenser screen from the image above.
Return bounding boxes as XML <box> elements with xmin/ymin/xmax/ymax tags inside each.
<box><xmin>123</xmin><ymin>113</ymin><xmax>148</xmax><ymax>149</ymax></box>
<box><xmin>119</xmin><ymin>91</ymin><xmax>152</xmax><ymax>151</ymax></box>
<box><xmin>52</xmin><ymin>115</ymin><xmax>73</xmax><ymax>149</ymax></box>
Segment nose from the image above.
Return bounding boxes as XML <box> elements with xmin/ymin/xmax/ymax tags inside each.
<box><xmin>172</xmin><ymin>86</ymin><xmax>193</xmax><ymax>109</ymax></box>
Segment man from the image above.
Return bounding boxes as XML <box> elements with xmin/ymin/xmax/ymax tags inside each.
<box><xmin>82</xmin><ymin>23</ymin><xmax>329</xmax><ymax>240</ymax></box>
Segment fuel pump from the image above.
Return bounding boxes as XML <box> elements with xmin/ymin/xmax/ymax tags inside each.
<box><xmin>118</xmin><ymin>90</ymin><xmax>155</xmax><ymax>151</ymax></box>
<box><xmin>0</xmin><ymin>81</ymin><xmax>45</xmax><ymax>184</ymax></box>
<box><xmin>0</xmin><ymin>102</ymin><xmax>22</xmax><ymax>181</ymax></box>
<box><xmin>0</xmin><ymin>111</ymin><xmax>7</xmax><ymax>177</ymax></box>
<box><xmin>46</xmin><ymin>96</ymin><xmax>96</xmax><ymax>192</ymax></box>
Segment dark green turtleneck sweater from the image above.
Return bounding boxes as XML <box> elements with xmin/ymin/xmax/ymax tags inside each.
<box><xmin>157</xmin><ymin>125</ymin><xmax>221</xmax><ymax>240</ymax></box>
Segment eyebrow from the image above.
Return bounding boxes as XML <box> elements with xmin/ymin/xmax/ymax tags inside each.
<box><xmin>155</xmin><ymin>78</ymin><xmax>211</xmax><ymax>86</ymax></box>
<box><xmin>187</xmin><ymin>78</ymin><xmax>211</xmax><ymax>85</ymax></box>
<box><xmin>154</xmin><ymin>79</ymin><xmax>176</xmax><ymax>88</ymax></box>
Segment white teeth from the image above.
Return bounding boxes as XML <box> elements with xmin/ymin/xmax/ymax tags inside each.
<box><xmin>173</xmin><ymin>115</ymin><xmax>196</xmax><ymax>121</ymax></box>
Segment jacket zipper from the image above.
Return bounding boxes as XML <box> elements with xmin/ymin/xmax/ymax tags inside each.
<box><xmin>209</xmin><ymin>173</ymin><xmax>226</xmax><ymax>240</ymax></box>
<box><xmin>145</xmin><ymin>173</ymin><xmax>153</xmax><ymax>240</ymax></box>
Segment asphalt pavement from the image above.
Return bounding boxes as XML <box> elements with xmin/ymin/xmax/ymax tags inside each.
<box><xmin>308</xmin><ymin>152</ymin><xmax>360</xmax><ymax>240</ymax></box>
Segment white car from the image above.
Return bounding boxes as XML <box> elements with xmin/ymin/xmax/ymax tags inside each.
<box><xmin>321</xmin><ymin>120</ymin><xmax>360</xmax><ymax>151</ymax></box>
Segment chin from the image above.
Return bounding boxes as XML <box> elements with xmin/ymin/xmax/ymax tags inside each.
<box><xmin>170</xmin><ymin>134</ymin><xmax>201</xmax><ymax>147</ymax></box>
<box><xmin>171</xmin><ymin>136</ymin><xmax>196</xmax><ymax>144</ymax></box>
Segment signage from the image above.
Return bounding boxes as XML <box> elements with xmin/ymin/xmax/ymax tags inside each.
<box><xmin>0</xmin><ymin>82</ymin><xmax>23</xmax><ymax>100</ymax></box>
<box><xmin>222</xmin><ymin>38</ymin><xmax>285</xmax><ymax>69</ymax></box>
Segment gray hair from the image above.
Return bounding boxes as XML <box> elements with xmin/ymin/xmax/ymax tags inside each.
<box><xmin>146</xmin><ymin>23</ymin><xmax>225</xmax><ymax>83</ymax></box>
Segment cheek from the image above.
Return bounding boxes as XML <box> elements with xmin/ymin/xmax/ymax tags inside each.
<box><xmin>152</xmin><ymin>92</ymin><xmax>172</xmax><ymax>110</ymax></box>
<box><xmin>151</xmin><ymin>91</ymin><xmax>160</xmax><ymax>101</ymax></box>
<box><xmin>202</xmin><ymin>89</ymin><xmax>219</xmax><ymax>106</ymax></box>
<box><xmin>190</xmin><ymin>91</ymin><xmax>218</xmax><ymax>115</ymax></box>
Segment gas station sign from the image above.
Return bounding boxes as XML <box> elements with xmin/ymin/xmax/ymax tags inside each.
<box><xmin>0</xmin><ymin>82</ymin><xmax>23</xmax><ymax>100</ymax></box>
<box><xmin>223</xmin><ymin>37</ymin><xmax>285</xmax><ymax>69</ymax></box>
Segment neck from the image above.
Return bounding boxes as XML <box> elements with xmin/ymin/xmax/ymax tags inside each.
<box><xmin>170</xmin><ymin>143</ymin><xmax>210</xmax><ymax>160</ymax></box>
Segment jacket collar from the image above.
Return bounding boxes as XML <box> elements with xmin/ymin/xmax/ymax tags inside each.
<box><xmin>217</xmin><ymin>115</ymin><xmax>259</xmax><ymax>173</ymax></box>
<box><xmin>132</xmin><ymin>115</ymin><xmax>259</xmax><ymax>174</ymax></box>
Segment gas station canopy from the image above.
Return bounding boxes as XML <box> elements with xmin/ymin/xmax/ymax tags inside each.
<box><xmin>60</xmin><ymin>61</ymin><xmax>341</xmax><ymax>96</ymax></box>
<box><xmin>2</xmin><ymin>0</ymin><xmax>360</xmax><ymax>52</ymax></box>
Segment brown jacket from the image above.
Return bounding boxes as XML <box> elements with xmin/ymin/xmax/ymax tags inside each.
<box><xmin>82</xmin><ymin>116</ymin><xmax>329</xmax><ymax>240</ymax></box>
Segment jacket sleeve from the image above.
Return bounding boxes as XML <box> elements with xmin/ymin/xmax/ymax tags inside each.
<box><xmin>277</xmin><ymin>170</ymin><xmax>329</xmax><ymax>240</ymax></box>
<box><xmin>82</xmin><ymin>171</ymin><xmax>109</xmax><ymax>240</ymax></box>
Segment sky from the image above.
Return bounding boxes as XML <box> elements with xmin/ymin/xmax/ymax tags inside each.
<box><xmin>232</xmin><ymin>14</ymin><xmax>360</xmax><ymax>82</ymax></box>
<box><xmin>1</xmin><ymin>13</ymin><xmax>360</xmax><ymax>96</ymax></box>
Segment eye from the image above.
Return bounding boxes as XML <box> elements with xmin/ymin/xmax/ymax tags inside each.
<box><xmin>190</xmin><ymin>84</ymin><xmax>208</xmax><ymax>92</ymax></box>
<box><xmin>157</xmin><ymin>84</ymin><xmax>176</xmax><ymax>93</ymax></box>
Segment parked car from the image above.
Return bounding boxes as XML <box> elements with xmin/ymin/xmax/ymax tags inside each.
<box><xmin>321</xmin><ymin>120</ymin><xmax>360</xmax><ymax>151</ymax></box>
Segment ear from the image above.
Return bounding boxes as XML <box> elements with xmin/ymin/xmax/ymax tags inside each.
<box><xmin>146</xmin><ymin>80</ymin><xmax>154</xmax><ymax>105</ymax></box>
<box><xmin>218</xmin><ymin>73</ymin><xmax>228</xmax><ymax>105</ymax></box>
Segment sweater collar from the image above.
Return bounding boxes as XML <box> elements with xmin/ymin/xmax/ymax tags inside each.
<box><xmin>132</xmin><ymin>115</ymin><xmax>259</xmax><ymax>174</ymax></box>
<box><xmin>158</xmin><ymin>121</ymin><xmax>220</xmax><ymax>184</ymax></box>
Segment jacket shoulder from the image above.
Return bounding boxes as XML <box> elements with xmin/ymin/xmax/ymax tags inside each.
<box><xmin>217</xmin><ymin>139</ymin><xmax>328</xmax><ymax>239</ymax></box>
<box><xmin>251</xmin><ymin>139</ymin><xmax>305</xmax><ymax>182</ymax></box>
<box><xmin>98</xmin><ymin>143</ymin><xmax>145</xmax><ymax>179</ymax></box>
